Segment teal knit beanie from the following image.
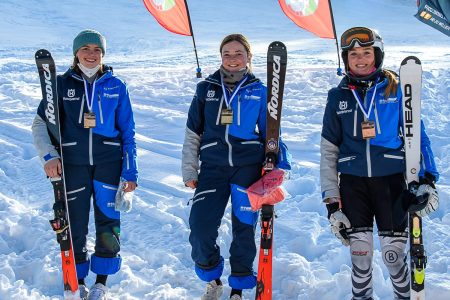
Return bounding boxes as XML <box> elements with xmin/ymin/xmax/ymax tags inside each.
<box><xmin>73</xmin><ymin>29</ymin><xmax>106</xmax><ymax>56</ymax></box>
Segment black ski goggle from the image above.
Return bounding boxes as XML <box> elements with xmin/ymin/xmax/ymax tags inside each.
<box><xmin>340</xmin><ymin>27</ymin><xmax>376</xmax><ymax>50</ymax></box>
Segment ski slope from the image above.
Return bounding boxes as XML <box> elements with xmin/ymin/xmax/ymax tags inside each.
<box><xmin>0</xmin><ymin>0</ymin><xmax>449</xmax><ymax>299</ymax></box>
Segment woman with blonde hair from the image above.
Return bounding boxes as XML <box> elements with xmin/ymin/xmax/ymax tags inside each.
<box><xmin>182</xmin><ymin>33</ymin><xmax>291</xmax><ymax>300</ymax></box>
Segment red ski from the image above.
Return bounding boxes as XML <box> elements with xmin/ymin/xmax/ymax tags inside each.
<box><xmin>255</xmin><ymin>41</ymin><xmax>287</xmax><ymax>300</ymax></box>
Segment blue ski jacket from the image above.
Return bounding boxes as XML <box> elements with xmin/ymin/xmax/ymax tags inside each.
<box><xmin>35</xmin><ymin>67</ymin><xmax>138</xmax><ymax>182</ymax></box>
<box><xmin>182</xmin><ymin>70</ymin><xmax>291</xmax><ymax>183</ymax></box>
<box><xmin>320</xmin><ymin>74</ymin><xmax>438</xmax><ymax>199</ymax></box>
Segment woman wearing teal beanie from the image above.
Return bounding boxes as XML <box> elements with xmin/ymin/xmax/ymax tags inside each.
<box><xmin>32</xmin><ymin>29</ymin><xmax>138</xmax><ymax>300</ymax></box>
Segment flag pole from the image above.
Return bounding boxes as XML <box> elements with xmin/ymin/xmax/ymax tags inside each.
<box><xmin>328</xmin><ymin>0</ymin><xmax>342</xmax><ymax>75</ymax></box>
<box><xmin>184</xmin><ymin>0</ymin><xmax>202</xmax><ymax>78</ymax></box>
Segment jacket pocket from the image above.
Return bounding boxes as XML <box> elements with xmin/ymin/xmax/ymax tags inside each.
<box><xmin>200</xmin><ymin>141</ymin><xmax>218</xmax><ymax>150</ymax></box>
<box><xmin>103</xmin><ymin>141</ymin><xmax>121</xmax><ymax>146</ymax></box>
<box><xmin>338</xmin><ymin>155</ymin><xmax>356</xmax><ymax>163</ymax></box>
<box><xmin>383</xmin><ymin>154</ymin><xmax>403</xmax><ymax>160</ymax></box>
<box><xmin>61</xmin><ymin>142</ymin><xmax>77</xmax><ymax>147</ymax></box>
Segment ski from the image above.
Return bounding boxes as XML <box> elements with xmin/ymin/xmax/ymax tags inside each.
<box><xmin>400</xmin><ymin>56</ymin><xmax>425</xmax><ymax>300</ymax></box>
<box><xmin>35</xmin><ymin>49</ymin><xmax>80</xmax><ymax>299</ymax></box>
<box><xmin>255</xmin><ymin>41</ymin><xmax>287</xmax><ymax>300</ymax></box>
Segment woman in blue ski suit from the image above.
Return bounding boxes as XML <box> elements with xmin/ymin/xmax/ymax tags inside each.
<box><xmin>182</xmin><ymin>34</ymin><xmax>291</xmax><ymax>300</ymax></box>
<box><xmin>32</xmin><ymin>29</ymin><xmax>137</xmax><ymax>299</ymax></box>
<box><xmin>320</xmin><ymin>27</ymin><xmax>439</xmax><ymax>300</ymax></box>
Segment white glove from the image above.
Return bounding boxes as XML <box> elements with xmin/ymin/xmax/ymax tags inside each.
<box><xmin>415</xmin><ymin>183</ymin><xmax>439</xmax><ymax>217</ymax></box>
<box><xmin>326</xmin><ymin>200</ymin><xmax>351</xmax><ymax>246</ymax></box>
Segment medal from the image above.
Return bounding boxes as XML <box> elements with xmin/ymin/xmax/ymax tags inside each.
<box><xmin>220</xmin><ymin>108</ymin><xmax>233</xmax><ymax>125</ymax></box>
<box><xmin>220</xmin><ymin>75</ymin><xmax>247</xmax><ymax>126</ymax></box>
<box><xmin>84</xmin><ymin>112</ymin><xmax>96</xmax><ymax>128</ymax></box>
<box><xmin>83</xmin><ymin>78</ymin><xmax>97</xmax><ymax>129</ymax></box>
<box><xmin>361</xmin><ymin>121</ymin><xmax>375</xmax><ymax>139</ymax></box>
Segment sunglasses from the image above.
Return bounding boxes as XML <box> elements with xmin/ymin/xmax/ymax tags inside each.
<box><xmin>341</xmin><ymin>27</ymin><xmax>377</xmax><ymax>50</ymax></box>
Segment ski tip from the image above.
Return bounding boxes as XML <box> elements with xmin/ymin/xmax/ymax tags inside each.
<box><xmin>401</xmin><ymin>56</ymin><xmax>421</xmax><ymax>66</ymax></box>
<box><xmin>269</xmin><ymin>41</ymin><xmax>286</xmax><ymax>51</ymax></box>
<box><xmin>35</xmin><ymin>49</ymin><xmax>51</xmax><ymax>59</ymax></box>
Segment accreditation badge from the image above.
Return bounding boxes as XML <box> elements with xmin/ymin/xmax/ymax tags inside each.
<box><xmin>84</xmin><ymin>112</ymin><xmax>96</xmax><ymax>128</ymax></box>
<box><xmin>361</xmin><ymin>121</ymin><xmax>375</xmax><ymax>139</ymax></box>
<box><xmin>220</xmin><ymin>108</ymin><xmax>233</xmax><ymax>125</ymax></box>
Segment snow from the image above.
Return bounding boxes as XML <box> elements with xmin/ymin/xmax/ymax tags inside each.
<box><xmin>0</xmin><ymin>0</ymin><xmax>449</xmax><ymax>299</ymax></box>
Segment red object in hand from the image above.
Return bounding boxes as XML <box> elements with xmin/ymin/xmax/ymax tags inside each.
<box><xmin>247</xmin><ymin>168</ymin><xmax>286</xmax><ymax>211</ymax></box>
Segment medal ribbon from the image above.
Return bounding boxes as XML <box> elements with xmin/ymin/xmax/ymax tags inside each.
<box><xmin>221</xmin><ymin>75</ymin><xmax>248</xmax><ymax>108</ymax></box>
<box><xmin>83</xmin><ymin>78</ymin><xmax>97</xmax><ymax>113</ymax></box>
<box><xmin>350</xmin><ymin>78</ymin><xmax>379</xmax><ymax>119</ymax></box>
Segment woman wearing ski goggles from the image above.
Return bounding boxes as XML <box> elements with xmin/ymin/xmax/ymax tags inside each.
<box><xmin>340</xmin><ymin>26</ymin><xmax>383</xmax><ymax>50</ymax></box>
<box><xmin>320</xmin><ymin>26</ymin><xmax>439</xmax><ymax>300</ymax></box>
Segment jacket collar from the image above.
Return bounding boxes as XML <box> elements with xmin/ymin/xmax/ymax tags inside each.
<box><xmin>205</xmin><ymin>69</ymin><xmax>260</xmax><ymax>88</ymax></box>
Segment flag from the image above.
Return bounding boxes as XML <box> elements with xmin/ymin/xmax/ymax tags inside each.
<box><xmin>278</xmin><ymin>0</ymin><xmax>335</xmax><ymax>39</ymax></box>
<box><xmin>143</xmin><ymin>0</ymin><xmax>192</xmax><ymax>36</ymax></box>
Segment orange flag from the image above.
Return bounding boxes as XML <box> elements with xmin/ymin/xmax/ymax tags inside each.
<box><xmin>278</xmin><ymin>0</ymin><xmax>335</xmax><ymax>39</ymax></box>
<box><xmin>143</xmin><ymin>0</ymin><xmax>192</xmax><ymax>36</ymax></box>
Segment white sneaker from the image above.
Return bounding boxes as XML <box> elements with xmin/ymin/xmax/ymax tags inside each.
<box><xmin>230</xmin><ymin>295</ymin><xmax>242</xmax><ymax>300</ymax></box>
<box><xmin>201</xmin><ymin>280</ymin><xmax>223</xmax><ymax>300</ymax></box>
<box><xmin>87</xmin><ymin>283</ymin><xmax>108</xmax><ymax>300</ymax></box>
<box><xmin>79</xmin><ymin>284</ymin><xmax>89</xmax><ymax>300</ymax></box>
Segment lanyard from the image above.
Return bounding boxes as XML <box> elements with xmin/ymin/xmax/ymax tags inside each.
<box><xmin>83</xmin><ymin>78</ymin><xmax>97</xmax><ymax>113</ymax></box>
<box><xmin>350</xmin><ymin>78</ymin><xmax>379</xmax><ymax>119</ymax></box>
<box><xmin>221</xmin><ymin>75</ymin><xmax>247</xmax><ymax>108</ymax></box>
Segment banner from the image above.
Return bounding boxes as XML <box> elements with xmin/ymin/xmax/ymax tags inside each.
<box><xmin>143</xmin><ymin>0</ymin><xmax>192</xmax><ymax>36</ymax></box>
<box><xmin>415</xmin><ymin>0</ymin><xmax>450</xmax><ymax>37</ymax></box>
<box><xmin>278</xmin><ymin>0</ymin><xmax>335</xmax><ymax>39</ymax></box>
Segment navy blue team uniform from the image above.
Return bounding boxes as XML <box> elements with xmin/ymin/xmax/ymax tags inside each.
<box><xmin>182</xmin><ymin>70</ymin><xmax>291</xmax><ymax>290</ymax></box>
<box><xmin>34</xmin><ymin>66</ymin><xmax>137</xmax><ymax>281</ymax></box>
<box><xmin>321</xmin><ymin>27</ymin><xmax>439</xmax><ymax>300</ymax></box>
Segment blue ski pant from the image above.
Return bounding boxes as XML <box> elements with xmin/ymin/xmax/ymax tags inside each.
<box><xmin>64</xmin><ymin>162</ymin><xmax>122</xmax><ymax>279</ymax></box>
<box><xmin>189</xmin><ymin>163</ymin><xmax>261</xmax><ymax>288</ymax></box>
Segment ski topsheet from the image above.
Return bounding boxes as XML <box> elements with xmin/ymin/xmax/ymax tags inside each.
<box><xmin>400</xmin><ymin>56</ymin><xmax>425</xmax><ymax>300</ymax></box>
<box><xmin>35</xmin><ymin>49</ymin><xmax>80</xmax><ymax>299</ymax></box>
<box><xmin>255</xmin><ymin>41</ymin><xmax>287</xmax><ymax>300</ymax></box>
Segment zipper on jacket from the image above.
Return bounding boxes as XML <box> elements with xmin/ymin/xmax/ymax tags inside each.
<box><xmin>78</xmin><ymin>94</ymin><xmax>85</xmax><ymax>124</ymax></box>
<box><xmin>353</xmin><ymin>102</ymin><xmax>358</xmax><ymax>137</ymax></box>
<box><xmin>366</xmin><ymin>137</ymin><xmax>372</xmax><ymax>177</ymax></box>
<box><xmin>225</xmin><ymin>125</ymin><xmax>233</xmax><ymax>167</ymax></box>
<box><xmin>98</xmin><ymin>92</ymin><xmax>104</xmax><ymax>124</ymax></box>
<box><xmin>89</xmin><ymin>128</ymin><xmax>93</xmax><ymax>165</ymax></box>
<box><xmin>238</xmin><ymin>94</ymin><xmax>241</xmax><ymax>126</ymax></box>
<box><xmin>374</xmin><ymin>102</ymin><xmax>381</xmax><ymax>134</ymax></box>
<box><xmin>363</xmin><ymin>93</ymin><xmax>372</xmax><ymax>177</ymax></box>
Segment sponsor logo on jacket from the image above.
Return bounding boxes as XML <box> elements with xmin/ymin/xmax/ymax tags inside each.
<box><xmin>206</xmin><ymin>90</ymin><xmax>219</xmax><ymax>101</ymax></box>
<box><xmin>63</xmin><ymin>88</ymin><xmax>81</xmax><ymax>101</ymax></box>
<box><xmin>379</xmin><ymin>96</ymin><xmax>398</xmax><ymax>104</ymax></box>
<box><xmin>103</xmin><ymin>92</ymin><xmax>119</xmax><ymax>99</ymax></box>
<box><xmin>244</xmin><ymin>94</ymin><xmax>260</xmax><ymax>101</ymax></box>
<box><xmin>336</xmin><ymin>100</ymin><xmax>352</xmax><ymax>115</ymax></box>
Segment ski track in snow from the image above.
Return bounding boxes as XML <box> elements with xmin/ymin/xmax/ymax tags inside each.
<box><xmin>1</xmin><ymin>0</ymin><xmax>450</xmax><ymax>299</ymax></box>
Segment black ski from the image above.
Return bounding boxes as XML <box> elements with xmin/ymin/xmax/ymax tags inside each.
<box><xmin>35</xmin><ymin>49</ymin><xmax>80</xmax><ymax>299</ymax></box>
<box><xmin>400</xmin><ymin>56</ymin><xmax>425</xmax><ymax>300</ymax></box>
<box><xmin>255</xmin><ymin>41</ymin><xmax>287</xmax><ymax>300</ymax></box>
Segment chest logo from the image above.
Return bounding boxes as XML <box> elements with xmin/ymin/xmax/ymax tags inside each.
<box><xmin>207</xmin><ymin>90</ymin><xmax>215</xmax><ymax>98</ymax></box>
<box><xmin>339</xmin><ymin>101</ymin><xmax>348</xmax><ymax>110</ymax></box>
<box><xmin>68</xmin><ymin>89</ymin><xmax>75</xmax><ymax>97</ymax></box>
